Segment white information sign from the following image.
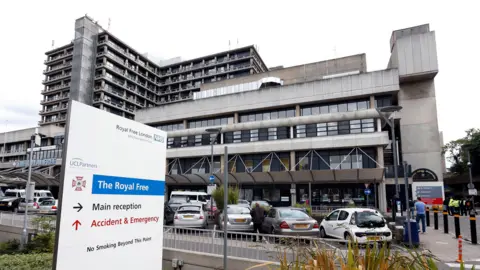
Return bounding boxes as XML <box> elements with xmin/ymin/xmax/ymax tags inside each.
<box><xmin>53</xmin><ymin>101</ymin><xmax>167</xmax><ymax>270</ymax></box>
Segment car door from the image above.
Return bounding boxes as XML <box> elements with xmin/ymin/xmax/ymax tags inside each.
<box><xmin>332</xmin><ymin>210</ymin><xmax>350</xmax><ymax>238</ymax></box>
<box><xmin>324</xmin><ymin>210</ymin><xmax>340</xmax><ymax>237</ymax></box>
<box><xmin>262</xmin><ymin>209</ymin><xmax>276</xmax><ymax>233</ymax></box>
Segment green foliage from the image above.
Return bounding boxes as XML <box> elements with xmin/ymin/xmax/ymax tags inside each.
<box><xmin>0</xmin><ymin>239</ymin><xmax>21</xmax><ymax>255</ymax></box>
<box><xmin>443</xmin><ymin>128</ymin><xmax>480</xmax><ymax>174</ymax></box>
<box><xmin>294</xmin><ymin>203</ymin><xmax>312</xmax><ymax>216</ymax></box>
<box><xmin>0</xmin><ymin>253</ymin><xmax>52</xmax><ymax>270</ymax></box>
<box><xmin>211</xmin><ymin>185</ymin><xmax>239</xmax><ymax>211</ymax></box>
<box><xmin>26</xmin><ymin>216</ymin><xmax>56</xmax><ymax>254</ymax></box>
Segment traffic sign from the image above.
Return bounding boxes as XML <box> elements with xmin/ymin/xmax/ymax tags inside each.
<box><xmin>53</xmin><ymin>101</ymin><xmax>166</xmax><ymax>270</ymax></box>
<box><xmin>468</xmin><ymin>183</ymin><xmax>475</xmax><ymax>189</ymax></box>
<box><xmin>209</xmin><ymin>175</ymin><xmax>215</xmax><ymax>183</ymax></box>
<box><xmin>364</xmin><ymin>189</ymin><xmax>371</xmax><ymax>195</ymax></box>
<box><xmin>469</xmin><ymin>189</ymin><xmax>478</xmax><ymax>196</ymax></box>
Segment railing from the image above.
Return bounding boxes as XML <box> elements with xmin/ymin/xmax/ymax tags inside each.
<box><xmin>162</xmin><ymin>226</ymin><xmax>347</xmax><ymax>262</ymax></box>
<box><xmin>0</xmin><ymin>212</ymin><xmax>43</xmax><ymax>229</ymax></box>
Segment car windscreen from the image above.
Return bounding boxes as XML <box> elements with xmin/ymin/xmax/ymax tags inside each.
<box><xmin>356</xmin><ymin>211</ymin><xmax>385</xmax><ymax>228</ymax></box>
<box><xmin>4</xmin><ymin>192</ymin><xmax>18</xmax><ymax>197</ymax></box>
<box><xmin>177</xmin><ymin>206</ymin><xmax>201</xmax><ymax>214</ymax></box>
<box><xmin>227</xmin><ymin>206</ymin><xmax>250</xmax><ymax>215</ymax></box>
<box><xmin>169</xmin><ymin>198</ymin><xmax>188</xmax><ymax>204</ymax></box>
<box><xmin>41</xmin><ymin>200</ymin><xmax>55</xmax><ymax>206</ymax></box>
<box><xmin>278</xmin><ymin>209</ymin><xmax>310</xmax><ymax>219</ymax></box>
<box><xmin>252</xmin><ymin>201</ymin><xmax>269</xmax><ymax>207</ymax></box>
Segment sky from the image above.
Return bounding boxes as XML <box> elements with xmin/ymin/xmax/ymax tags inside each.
<box><xmin>0</xmin><ymin>0</ymin><xmax>479</xmax><ymax>145</ymax></box>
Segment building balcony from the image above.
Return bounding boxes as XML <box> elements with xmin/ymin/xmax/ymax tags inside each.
<box><xmin>158</xmin><ymin>85</ymin><xmax>200</xmax><ymax>96</ymax></box>
<box><xmin>39</xmin><ymin>116</ymin><xmax>67</xmax><ymax>125</ymax></box>
<box><xmin>39</xmin><ymin>104</ymin><xmax>68</xmax><ymax>115</ymax></box>
<box><xmin>44</xmin><ymin>51</ymin><xmax>73</xmax><ymax>65</ymax></box>
<box><xmin>40</xmin><ymin>94</ymin><xmax>70</xmax><ymax>105</ymax></box>
<box><xmin>43</xmin><ymin>62</ymin><xmax>72</xmax><ymax>75</ymax></box>
<box><xmin>93</xmin><ymin>97</ymin><xmax>133</xmax><ymax>114</ymax></box>
<box><xmin>41</xmin><ymin>83</ymin><xmax>70</xmax><ymax>95</ymax></box>
<box><xmin>42</xmin><ymin>73</ymin><xmax>71</xmax><ymax>85</ymax></box>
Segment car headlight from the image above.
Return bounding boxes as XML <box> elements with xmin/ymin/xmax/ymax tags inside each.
<box><xmin>8</xmin><ymin>202</ymin><xmax>12</xmax><ymax>206</ymax></box>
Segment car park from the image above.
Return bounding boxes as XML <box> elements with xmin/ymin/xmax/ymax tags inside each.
<box><xmin>219</xmin><ymin>205</ymin><xmax>253</xmax><ymax>232</ymax></box>
<box><xmin>38</xmin><ymin>199</ymin><xmax>57</xmax><ymax>215</ymax></box>
<box><xmin>262</xmin><ymin>207</ymin><xmax>319</xmax><ymax>237</ymax></box>
<box><xmin>319</xmin><ymin>208</ymin><xmax>392</xmax><ymax>245</ymax></box>
<box><xmin>173</xmin><ymin>204</ymin><xmax>207</xmax><ymax>229</ymax></box>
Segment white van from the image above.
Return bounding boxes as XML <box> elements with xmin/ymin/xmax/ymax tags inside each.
<box><xmin>4</xmin><ymin>189</ymin><xmax>26</xmax><ymax>198</ymax></box>
<box><xmin>34</xmin><ymin>190</ymin><xmax>54</xmax><ymax>199</ymax></box>
<box><xmin>170</xmin><ymin>191</ymin><xmax>209</xmax><ymax>205</ymax></box>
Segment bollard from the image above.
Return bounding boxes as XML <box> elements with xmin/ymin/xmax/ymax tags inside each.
<box><xmin>426</xmin><ymin>207</ymin><xmax>430</xmax><ymax>227</ymax></box>
<box><xmin>443</xmin><ymin>211</ymin><xmax>449</xmax><ymax>234</ymax></box>
<box><xmin>456</xmin><ymin>235</ymin><xmax>463</xmax><ymax>263</ymax></box>
<box><xmin>434</xmin><ymin>209</ymin><xmax>439</xmax><ymax>230</ymax></box>
<box><xmin>454</xmin><ymin>214</ymin><xmax>461</xmax><ymax>238</ymax></box>
<box><xmin>470</xmin><ymin>214</ymin><xmax>478</xmax><ymax>245</ymax></box>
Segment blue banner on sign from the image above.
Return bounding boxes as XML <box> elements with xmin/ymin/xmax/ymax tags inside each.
<box><xmin>92</xmin><ymin>174</ymin><xmax>165</xmax><ymax>196</ymax></box>
<box><xmin>364</xmin><ymin>189</ymin><xmax>371</xmax><ymax>195</ymax></box>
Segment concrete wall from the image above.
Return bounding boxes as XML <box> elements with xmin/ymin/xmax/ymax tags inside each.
<box><xmin>0</xmin><ymin>225</ymin><xmax>36</xmax><ymax>243</ymax></box>
<box><xmin>136</xmin><ymin>69</ymin><xmax>399</xmax><ymax>125</ymax></box>
<box><xmin>0</xmin><ymin>125</ymin><xmax>65</xmax><ymax>144</ymax></box>
<box><xmin>201</xmin><ymin>54</ymin><xmax>367</xmax><ymax>91</ymax></box>
<box><xmin>162</xmin><ymin>248</ymin><xmax>277</xmax><ymax>270</ymax></box>
<box><xmin>397</xmin><ymin>80</ymin><xmax>443</xmax><ymax>181</ymax></box>
<box><xmin>69</xmin><ymin>16</ymin><xmax>100</xmax><ymax>105</ymax></box>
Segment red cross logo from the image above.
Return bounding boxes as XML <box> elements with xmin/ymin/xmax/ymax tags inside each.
<box><xmin>72</xmin><ymin>176</ymin><xmax>86</xmax><ymax>191</ymax></box>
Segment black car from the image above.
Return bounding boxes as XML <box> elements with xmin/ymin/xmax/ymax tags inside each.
<box><xmin>164</xmin><ymin>204</ymin><xmax>175</xmax><ymax>225</ymax></box>
<box><xmin>168</xmin><ymin>197</ymin><xmax>190</xmax><ymax>212</ymax></box>
<box><xmin>0</xmin><ymin>197</ymin><xmax>22</xmax><ymax>212</ymax></box>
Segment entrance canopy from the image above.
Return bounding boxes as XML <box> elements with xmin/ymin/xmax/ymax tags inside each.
<box><xmin>0</xmin><ymin>167</ymin><xmax>60</xmax><ymax>186</ymax></box>
<box><xmin>165</xmin><ymin>168</ymin><xmax>385</xmax><ymax>185</ymax></box>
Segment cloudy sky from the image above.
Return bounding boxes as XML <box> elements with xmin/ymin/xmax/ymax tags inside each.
<box><xmin>0</xmin><ymin>0</ymin><xmax>478</xmax><ymax>145</ymax></box>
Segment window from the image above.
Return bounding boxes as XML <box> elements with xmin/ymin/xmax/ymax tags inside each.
<box><xmin>330</xmin><ymin>155</ymin><xmax>341</xmax><ymax>170</ymax></box>
<box><xmin>187</xmin><ymin>116</ymin><xmax>233</xmax><ymax>128</ymax></box>
<box><xmin>326</xmin><ymin>210</ymin><xmax>340</xmax><ymax>221</ymax></box>
<box><xmin>361</xmin><ymin>119</ymin><xmax>375</xmax><ymax>133</ymax></box>
<box><xmin>317</xmin><ymin>123</ymin><xmax>327</xmax><ymax>136</ymax></box>
<box><xmin>267</xmin><ymin>209</ymin><xmax>276</xmax><ymax>218</ymax></box>
<box><xmin>268</xmin><ymin>128</ymin><xmax>277</xmax><ymax>140</ymax></box>
<box><xmin>240</xmin><ymin>108</ymin><xmax>295</xmax><ymax>122</ymax></box>
<box><xmin>327</xmin><ymin>122</ymin><xmax>338</xmax><ymax>136</ymax></box>
<box><xmin>350</xmin><ymin>120</ymin><xmax>362</xmax><ymax>134</ymax></box>
<box><xmin>338</xmin><ymin>211</ymin><xmax>349</xmax><ymax>221</ymax></box>
<box><xmin>338</xmin><ymin>121</ymin><xmax>350</xmax><ymax>135</ymax></box>
<box><xmin>338</xmin><ymin>103</ymin><xmax>347</xmax><ymax>113</ymax></box>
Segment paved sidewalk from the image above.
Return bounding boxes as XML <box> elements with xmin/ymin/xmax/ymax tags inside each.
<box><xmin>419</xmin><ymin>226</ymin><xmax>480</xmax><ymax>263</ymax></box>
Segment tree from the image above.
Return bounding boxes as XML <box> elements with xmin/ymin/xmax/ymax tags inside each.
<box><xmin>443</xmin><ymin>128</ymin><xmax>480</xmax><ymax>174</ymax></box>
<box><xmin>211</xmin><ymin>185</ymin><xmax>239</xmax><ymax>211</ymax></box>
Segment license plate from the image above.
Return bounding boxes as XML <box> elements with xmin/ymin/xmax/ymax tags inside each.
<box><xmin>367</xmin><ymin>236</ymin><xmax>381</xmax><ymax>241</ymax></box>
<box><xmin>0</xmin><ymin>204</ymin><xmax>5</xmax><ymax>207</ymax></box>
<box><xmin>183</xmin><ymin>215</ymin><xmax>193</xmax><ymax>218</ymax></box>
<box><xmin>294</xmin><ymin>224</ymin><xmax>309</xmax><ymax>229</ymax></box>
<box><xmin>40</xmin><ymin>211</ymin><xmax>49</xmax><ymax>214</ymax></box>
<box><xmin>234</xmin><ymin>219</ymin><xmax>245</xmax><ymax>222</ymax></box>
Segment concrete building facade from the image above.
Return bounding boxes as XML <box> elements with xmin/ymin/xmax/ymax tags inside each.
<box><xmin>40</xmin><ymin>15</ymin><xmax>267</xmax><ymax>126</ymax></box>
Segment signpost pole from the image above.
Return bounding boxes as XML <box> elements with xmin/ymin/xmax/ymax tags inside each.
<box><xmin>20</xmin><ymin>132</ymin><xmax>36</xmax><ymax>250</ymax></box>
<box><xmin>223</xmin><ymin>146</ymin><xmax>228</xmax><ymax>270</ymax></box>
<box><xmin>404</xmin><ymin>161</ymin><xmax>412</xmax><ymax>247</ymax></box>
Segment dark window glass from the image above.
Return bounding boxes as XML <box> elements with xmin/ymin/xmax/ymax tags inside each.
<box><xmin>277</xmin><ymin>127</ymin><xmax>289</xmax><ymax>139</ymax></box>
<box><xmin>241</xmin><ymin>130</ymin><xmax>250</xmax><ymax>142</ymax></box>
<box><xmin>258</xmin><ymin>128</ymin><xmax>268</xmax><ymax>141</ymax></box>
<box><xmin>338</xmin><ymin>121</ymin><xmax>350</xmax><ymax>135</ymax></box>
<box><xmin>306</xmin><ymin>124</ymin><xmax>317</xmax><ymax>137</ymax></box>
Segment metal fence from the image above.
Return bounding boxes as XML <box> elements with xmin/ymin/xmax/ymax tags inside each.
<box><xmin>0</xmin><ymin>212</ymin><xmax>55</xmax><ymax>230</ymax></box>
<box><xmin>163</xmin><ymin>225</ymin><xmax>349</xmax><ymax>262</ymax></box>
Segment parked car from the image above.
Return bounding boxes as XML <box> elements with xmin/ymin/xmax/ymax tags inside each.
<box><xmin>38</xmin><ymin>199</ymin><xmax>57</xmax><ymax>215</ymax></box>
<box><xmin>173</xmin><ymin>204</ymin><xmax>207</xmax><ymax>229</ymax></box>
<box><xmin>319</xmin><ymin>208</ymin><xmax>392</xmax><ymax>245</ymax></box>
<box><xmin>0</xmin><ymin>197</ymin><xmax>22</xmax><ymax>212</ymax></box>
<box><xmin>18</xmin><ymin>197</ymin><xmax>53</xmax><ymax>213</ymax></box>
<box><xmin>168</xmin><ymin>197</ymin><xmax>190</xmax><ymax>212</ymax></box>
<box><xmin>3</xmin><ymin>189</ymin><xmax>26</xmax><ymax>198</ymax></box>
<box><xmin>237</xmin><ymin>200</ymin><xmax>251</xmax><ymax>209</ymax></box>
<box><xmin>219</xmin><ymin>205</ymin><xmax>253</xmax><ymax>232</ymax></box>
<box><xmin>261</xmin><ymin>207</ymin><xmax>319</xmax><ymax>236</ymax></box>
<box><xmin>170</xmin><ymin>191</ymin><xmax>208</xmax><ymax>206</ymax></box>
<box><xmin>164</xmin><ymin>203</ymin><xmax>175</xmax><ymax>225</ymax></box>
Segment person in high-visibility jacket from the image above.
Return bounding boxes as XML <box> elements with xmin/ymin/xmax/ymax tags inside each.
<box><xmin>452</xmin><ymin>198</ymin><xmax>460</xmax><ymax>215</ymax></box>
<box><xmin>448</xmin><ymin>197</ymin><xmax>455</xmax><ymax>216</ymax></box>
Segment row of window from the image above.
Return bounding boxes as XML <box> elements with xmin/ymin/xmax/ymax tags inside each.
<box><xmin>224</xmin><ymin>127</ymin><xmax>290</xmax><ymax>144</ymax></box>
<box><xmin>169</xmin><ymin>149</ymin><xmax>377</xmax><ymax>175</ymax></box>
<box><xmin>301</xmin><ymin>99</ymin><xmax>370</xmax><ymax>116</ymax></box>
<box><xmin>295</xmin><ymin>119</ymin><xmax>375</xmax><ymax>138</ymax></box>
<box><xmin>167</xmin><ymin>133</ymin><xmax>220</xmax><ymax>149</ymax></box>
<box><xmin>188</xmin><ymin>116</ymin><xmax>234</xmax><ymax>129</ymax></box>
<box><xmin>239</xmin><ymin>108</ymin><xmax>296</xmax><ymax>123</ymax></box>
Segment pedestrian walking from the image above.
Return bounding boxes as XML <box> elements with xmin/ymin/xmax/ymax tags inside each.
<box><xmin>448</xmin><ymin>197</ymin><xmax>455</xmax><ymax>216</ymax></box>
<box><xmin>460</xmin><ymin>197</ymin><xmax>467</xmax><ymax>216</ymax></box>
<box><xmin>443</xmin><ymin>196</ymin><xmax>450</xmax><ymax>214</ymax></box>
<box><xmin>415</xmin><ymin>197</ymin><xmax>427</xmax><ymax>233</ymax></box>
<box><xmin>250</xmin><ymin>203</ymin><xmax>265</xmax><ymax>242</ymax></box>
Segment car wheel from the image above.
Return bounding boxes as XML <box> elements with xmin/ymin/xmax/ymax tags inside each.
<box><xmin>320</xmin><ymin>227</ymin><xmax>327</xmax><ymax>238</ymax></box>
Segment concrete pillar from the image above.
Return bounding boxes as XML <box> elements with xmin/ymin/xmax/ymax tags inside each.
<box><xmin>377</xmin><ymin>119</ymin><xmax>382</xmax><ymax>132</ymax></box>
<box><xmin>369</xmin><ymin>95</ymin><xmax>375</xmax><ymax>108</ymax></box>
<box><xmin>183</xmin><ymin>119</ymin><xmax>188</xmax><ymax>129</ymax></box>
<box><xmin>220</xmin><ymin>155</ymin><xmax>225</xmax><ymax>173</ymax></box>
<box><xmin>290</xmin><ymin>126</ymin><xmax>294</xmax><ymax>138</ymax></box>
<box><xmin>220</xmin><ymin>133</ymin><xmax>224</xmax><ymax>144</ymax></box>
<box><xmin>290</xmin><ymin>151</ymin><xmax>296</xmax><ymax>171</ymax></box>
<box><xmin>234</xmin><ymin>112</ymin><xmax>239</xmax><ymax>123</ymax></box>
<box><xmin>376</xmin><ymin>146</ymin><xmax>387</xmax><ymax>212</ymax></box>
<box><xmin>291</xmin><ymin>183</ymin><xmax>296</xmax><ymax>206</ymax></box>
<box><xmin>295</xmin><ymin>105</ymin><xmax>301</xmax><ymax>117</ymax></box>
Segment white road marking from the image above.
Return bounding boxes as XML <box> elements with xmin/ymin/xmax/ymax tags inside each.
<box><xmin>435</xmin><ymin>241</ymin><xmax>449</xmax><ymax>245</ymax></box>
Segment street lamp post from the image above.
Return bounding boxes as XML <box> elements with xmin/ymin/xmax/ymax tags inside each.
<box><xmin>21</xmin><ymin>128</ymin><xmax>45</xmax><ymax>250</ymax></box>
<box><xmin>376</xmin><ymin>105</ymin><xmax>402</xmax><ymax>217</ymax></box>
<box><xmin>205</xmin><ymin>128</ymin><xmax>222</xmax><ymax>221</ymax></box>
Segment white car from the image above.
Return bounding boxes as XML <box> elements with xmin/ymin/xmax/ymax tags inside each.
<box><xmin>319</xmin><ymin>208</ymin><xmax>392</xmax><ymax>245</ymax></box>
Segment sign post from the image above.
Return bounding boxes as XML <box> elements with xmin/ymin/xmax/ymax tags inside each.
<box><xmin>364</xmin><ymin>187</ymin><xmax>371</xmax><ymax>207</ymax></box>
<box><xmin>53</xmin><ymin>101</ymin><xmax>167</xmax><ymax>270</ymax></box>
<box><xmin>412</xmin><ymin>181</ymin><xmax>445</xmax><ymax>207</ymax></box>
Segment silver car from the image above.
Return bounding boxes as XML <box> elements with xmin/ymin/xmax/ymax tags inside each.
<box><xmin>219</xmin><ymin>205</ymin><xmax>254</xmax><ymax>232</ymax></box>
<box><xmin>38</xmin><ymin>199</ymin><xmax>57</xmax><ymax>215</ymax></box>
<box><xmin>173</xmin><ymin>204</ymin><xmax>207</xmax><ymax>229</ymax></box>
<box><xmin>261</xmin><ymin>207</ymin><xmax>320</xmax><ymax>237</ymax></box>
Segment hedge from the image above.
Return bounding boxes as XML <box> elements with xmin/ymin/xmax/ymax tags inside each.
<box><xmin>0</xmin><ymin>253</ymin><xmax>52</xmax><ymax>270</ymax></box>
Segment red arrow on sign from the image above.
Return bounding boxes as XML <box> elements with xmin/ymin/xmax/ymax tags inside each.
<box><xmin>72</xmin><ymin>220</ymin><xmax>82</xmax><ymax>231</ymax></box>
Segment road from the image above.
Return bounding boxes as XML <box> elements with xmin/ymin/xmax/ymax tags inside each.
<box><xmin>431</xmin><ymin>212</ymin><xmax>479</xmax><ymax>241</ymax></box>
